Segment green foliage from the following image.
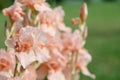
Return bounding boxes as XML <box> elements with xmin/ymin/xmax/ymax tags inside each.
<box><xmin>46</xmin><ymin>0</ymin><xmax>63</xmax><ymax>5</ymax></box>
<box><xmin>55</xmin><ymin>0</ymin><xmax>64</xmax><ymax>3</ymax></box>
<box><xmin>46</xmin><ymin>0</ymin><xmax>57</xmax><ymax>7</ymax></box>
<box><xmin>103</xmin><ymin>0</ymin><xmax>118</xmax><ymax>2</ymax></box>
<box><xmin>0</xmin><ymin>0</ymin><xmax>13</xmax><ymax>10</ymax></box>
<box><xmin>83</xmin><ymin>0</ymin><xmax>92</xmax><ymax>3</ymax></box>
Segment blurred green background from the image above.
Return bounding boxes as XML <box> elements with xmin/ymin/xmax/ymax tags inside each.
<box><xmin>0</xmin><ymin>0</ymin><xmax>120</xmax><ymax>80</ymax></box>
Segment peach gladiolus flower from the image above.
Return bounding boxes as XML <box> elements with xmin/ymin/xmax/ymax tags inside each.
<box><xmin>0</xmin><ymin>75</ymin><xmax>7</xmax><ymax>80</ymax></box>
<box><xmin>34</xmin><ymin>2</ymin><xmax>51</xmax><ymax>12</ymax></box>
<box><xmin>7</xmin><ymin>77</ymin><xmax>21</xmax><ymax>80</ymax></box>
<box><xmin>0</xmin><ymin>49</ymin><xmax>15</xmax><ymax>78</ymax></box>
<box><xmin>53</xmin><ymin>7</ymin><xmax>71</xmax><ymax>32</ymax></box>
<box><xmin>18</xmin><ymin>0</ymin><xmax>45</xmax><ymax>9</ymax></box>
<box><xmin>6</xmin><ymin>27</ymin><xmax>46</xmax><ymax>52</ymax></box>
<box><xmin>3</xmin><ymin>2</ymin><xmax>24</xmax><ymax>23</ymax></box>
<box><xmin>77</xmin><ymin>48</ymin><xmax>95</xmax><ymax>79</ymax></box>
<box><xmin>6</xmin><ymin>27</ymin><xmax>50</xmax><ymax>68</ymax></box>
<box><xmin>62</xmin><ymin>30</ymin><xmax>85</xmax><ymax>51</ymax></box>
<box><xmin>37</xmin><ymin>64</ymin><xmax>49</xmax><ymax>80</ymax></box>
<box><xmin>0</xmin><ymin>49</ymin><xmax>15</xmax><ymax>72</ymax></box>
<box><xmin>7</xmin><ymin>66</ymin><xmax>37</xmax><ymax>80</ymax></box>
<box><xmin>22</xmin><ymin>66</ymin><xmax>37</xmax><ymax>80</ymax></box>
<box><xmin>48</xmin><ymin>70</ymin><xmax>65</xmax><ymax>80</ymax></box>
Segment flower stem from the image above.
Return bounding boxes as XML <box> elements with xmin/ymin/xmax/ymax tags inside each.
<box><xmin>14</xmin><ymin>56</ymin><xmax>18</xmax><ymax>77</ymax></box>
<box><xmin>71</xmin><ymin>52</ymin><xmax>78</xmax><ymax>80</ymax></box>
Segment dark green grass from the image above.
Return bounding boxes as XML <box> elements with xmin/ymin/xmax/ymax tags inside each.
<box><xmin>0</xmin><ymin>2</ymin><xmax>120</xmax><ymax>80</ymax></box>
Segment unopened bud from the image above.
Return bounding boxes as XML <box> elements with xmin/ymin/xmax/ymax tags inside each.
<box><xmin>80</xmin><ymin>3</ymin><xmax>88</xmax><ymax>23</ymax></box>
<box><xmin>71</xmin><ymin>18</ymin><xmax>81</xmax><ymax>25</ymax></box>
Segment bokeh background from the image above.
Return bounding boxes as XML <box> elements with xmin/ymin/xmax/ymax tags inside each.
<box><xmin>0</xmin><ymin>0</ymin><xmax>120</xmax><ymax>80</ymax></box>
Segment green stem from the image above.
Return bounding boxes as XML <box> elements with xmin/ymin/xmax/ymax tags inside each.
<box><xmin>14</xmin><ymin>57</ymin><xmax>18</xmax><ymax>77</ymax></box>
<box><xmin>71</xmin><ymin>52</ymin><xmax>79</xmax><ymax>80</ymax></box>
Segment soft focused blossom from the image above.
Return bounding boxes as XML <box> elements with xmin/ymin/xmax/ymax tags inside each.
<box><xmin>77</xmin><ymin>48</ymin><xmax>95</xmax><ymax>79</ymax></box>
<box><xmin>3</xmin><ymin>2</ymin><xmax>24</xmax><ymax>22</ymax></box>
<box><xmin>48</xmin><ymin>70</ymin><xmax>65</xmax><ymax>80</ymax></box>
<box><xmin>34</xmin><ymin>3</ymin><xmax>51</xmax><ymax>12</ymax></box>
<box><xmin>47</xmin><ymin>56</ymin><xmax>66</xmax><ymax>71</ymax></box>
<box><xmin>22</xmin><ymin>66</ymin><xmax>37</xmax><ymax>80</ymax></box>
<box><xmin>62</xmin><ymin>65</ymin><xmax>71</xmax><ymax>80</ymax></box>
<box><xmin>7</xmin><ymin>66</ymin><xmax>37</xmax><ymax>80</ymax></box>
<box><xmin>39</xmin><ymin>7</ymin><xmax>71</xmax><ymax>36</ymax></box>
<box><xmin>39</xmin><ymin>24</ymin><xmax>56</xmax><ymax>36</ymax></box>
<box><xmin>16</xmin><ymin>51</ymin><xmax>36</xmax><ymax>68</ymax></box>
<box><xmin>37</xmin><ymin>64</ymin><xmax>49</xmax><ymax>80</ymax></box>
<box><xmin>19</xmin><ymin>0</ymin><xmax>49</xmax><ymax>11</ymax></box>
<box><xmin>53</xmin><ymin>6</ymin><xmax>65</xmax><ymax>22</ymax></box>
<box><xmin>62</xmin><ymin>30</ymin><xmax>85</xmax><ymax>51</ymax></box>
<box><xmin>7</xmin><ymin>77</ymin><xmax>21</xmax><ymax>80</ymax></box>
<box><xmin>0</xmin><ymin>49</ymin><xmax>15</xmax><ymax>78</ymax></box>
<box><xmin>53</xmin><ymin>6</ymin><xmax>71</xmax><ymax>32</ymax></box>
<box><xmin>35</xmin><ymin>47</ymin><xmax>51</xmax><ymax>64</ymax></box>
<box><xmin>80</xmin><ymin>65</ymin><xmax>95</xmax><ymax>79</ymax></box>
<box><xmin>6</xmin><ymin>27</ymin><xmax>50</xmax><ymax>68</ymax></box>
<box><xmin>78</xmin><ymin>48</ymin><xmax>92</xmax><ymax>66</ymax></box>
<box><xmin>6</xmin><ymin>26</ymin><xmax>46</xmax><ymax>50</ymax></box>
<box><xmin>0</xmin><ymin>49</ymin><xmax>15</xmax><ymax>72</ymax></box>
<box><xmin>0</xmin><ymin>74</ymin><xmax>7</xmax><ymax>80</ymax></box>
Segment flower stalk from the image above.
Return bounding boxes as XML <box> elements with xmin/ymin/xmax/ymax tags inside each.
<box><xmin>0</xmin><ymin>0</ymin><xmax>95</xmax><ymax>80</ymax></box>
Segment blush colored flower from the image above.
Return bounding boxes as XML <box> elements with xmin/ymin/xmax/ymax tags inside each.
<box><xmin>7</xmin><ymin>77</ymin><xmax>21</xmax><ymax>80</ymax></box>
<box><xmin>0</xmin><ymin>49</ymin><xmax>15</xmax><ymax>78</ymax></box>
<box><xmin>6</xmin><ymin>27</ymin><xmax>50</xmax><ymax>68</ymax></box>
<box><xmin>53</xmin><ymin>6</ymin><xmax>65</xmax><ymax>22</ymax></box>
<box><xmin>22</xmin><ymin>66</ymin><xmax>37</xmax><ymax>80</ymax></box>
<box><xmin>37</xmin><ymin>64</ymin><xmax>49</xmax><ymax>80</ymax></box>
<box><xmin>34</xmin><ymin>2</ymin><xmax>51</xmax><ymax>12</ymax></box>
<box><xmin>53</xmin><ymin>7</ymin><xmax>71</xmax><ymax>32</ymax></box>
<box><xmin>48</xmin><ymin>70</ymin><xmax>65</xmax><ymax>80</ymax></box>
<box><xmin>20</xmin><ymin>0</ymin><xmax>48</xmax><ymax>11</ymax></box>
<box><xmin>39</xmin><ymin>24</ymin><xmax>56</xmax><ymax>36</ymax></box>
<box><xmin>38</xmin><ymin>7</ymin><xmax>71</xmax><ymax>36</ymax></box>
<box><xmin>45</xmin><ymin>54</ymin><xmax>67</xmax><ymax>75</ymax></box>
<box><xmin>16</xmin><ymin>51</ymin><xmax>36</xmax><ymax>68</ymax></box>
<box><xmin>62</xmin><ymin>65</ymin><xmax>71</xmax><ymax>80</ymax></box>
<box><xmin>46</xmin><ymin>32</ymin><xmax>63</xmax><ymax>52</ymax></box>
<box><xmin>80</xmin><ymin>65</ymin><xmax>95</xmax><ymax>79</ymax></box>
<box><xmin>77</xmin><ymin>48</ymin><xmax>95</xmax><ymax>79</ymax></box>
<box><xmin>62</xmin><ymin>30</ymin><xmax>84</xmax><ymax>51</ymax></box>
<box><xmin>34</xmin><ymin>47</ymin><xmax>51</xmax><ymax>64</ymax></box>
<box><xmin>77</xmin><ymin>48</ymin><xmax>92</xmax><ymax>67</ymax></box>
<box><xmin>7</xmin><ymin>66</ymin><xmax>37</xmax><ymax>80</ymax></box>
<box><xmin>6</xmin><ymin>26</ymin><xmax>46</xmax><ymax>52</ymax></box>
<box><xmin>0</xmin><ymin>75</ymin><xmax>7</xmax><ymax>80</ymax></box>
<box><xmin>3</xmin><ymin>2</ymin><xmax>24</xmax><ymax>23</ymax></box>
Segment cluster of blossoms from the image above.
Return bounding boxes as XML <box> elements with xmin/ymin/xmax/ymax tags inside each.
<box><xmin>0</xmin><ymin>0</ymin><xmax>95</xmax><ymax>80</ymax></box>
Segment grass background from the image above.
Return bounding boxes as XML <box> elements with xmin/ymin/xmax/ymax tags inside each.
<box><xmin>0</xmin><ymin>1</ymin><xmax>120</xmax><ymax>80</ymax></box>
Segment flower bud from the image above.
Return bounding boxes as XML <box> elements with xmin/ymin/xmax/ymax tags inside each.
<box><xmin>71</xmin><ymin>18</ymin><xmax>81</xmax><ymax>25</ymax></box>
<box><xmin>80</xmin><ymin>3</ymin><xmax>88</xmax><ymax>23</ymax></box>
